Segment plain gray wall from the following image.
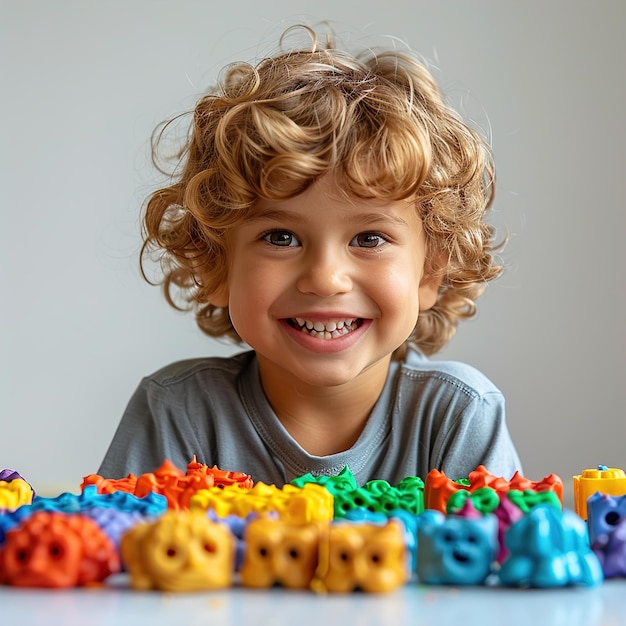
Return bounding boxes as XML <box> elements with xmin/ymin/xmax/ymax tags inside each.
<box><xmin>2</xmin><ymin>0</ymin><xmax>624</xmax><ymax>495</ymax></box>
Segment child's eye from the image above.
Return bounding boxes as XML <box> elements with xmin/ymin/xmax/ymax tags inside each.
<box><xmin>262</xmin><ymin>230</ymin><xmax>301</xmax><ymax>247</ymax></box>
<box><xmin>350</xmin><ymin>233</ymin><xmax>387</xmax><ymax>248</ymax></box>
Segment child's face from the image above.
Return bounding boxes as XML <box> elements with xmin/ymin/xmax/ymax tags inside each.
<box><xmin>211</xmin><ymin>174</ymin><xmax>439</xmax><ymax>390</ymax></box>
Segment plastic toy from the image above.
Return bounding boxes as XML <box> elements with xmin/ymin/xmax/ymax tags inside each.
<box><xmin>84</xmin><ymin>458</ymin><xmax>253</xmax><ymax>510</ymax></box>
<box><xmin>0</xmin><ymin>469</ymin><xmax>34</xmax><ymax>497</ymax></box>
<box><xmin>185</xmin><ymin>455</ymin><xmax>254</xmax><ymax>487</ymax></box>
<box><xmin>573</xmin><ymin>466</ymin><xmax>626</xmax><ymax>520</ymax></box>
<box><xmin>586</xmin><ymin>492</ymin><xmax>626</xmax><ymax>578</ymax></box>
<box><xmin>586</xmin><ymin>492</ymin><xmax>626</xmax><ymax>545</ymax></box>
<box><xmin>84</xmin><ymin>507</ymin><xmax>154</xmax><ymax>555</ymax></box>
<box><xmin>448</xmin><ymin>488</ymin><xmax>563</xmax><ymax>564</ymax></box>
<box><xmin>206</xmin><ymin>509</ymin><xmax>256</xmax><ymax>570</ymax></box>
<box><xmin>293</xmin><ymin>467</ymin><xmax>424</xmax><ymax>518</ymax></box>
<box><xmin>240</xmin><ymin>517</ymin><xmax>322</xmax><ymax>589</ymax></box>
<box><xmin>0</xmin><ymin>511</ymin><xmax>120</xmax><ymax>588</ymax></box>
<box><xmin>333</xmin><ymin>477</ymin><xmax>424</xmax><ymax>518</ymax></box>
<box><xmin>292</xmin><ymin>466</ymin><xmax>358</xmax><ymax>493</ymax></box>
<box><xmin>311</xmin><ymin>520</ymin><xmax>408</xmax><ymax>593</ymax></box>
<box><xmin>0</xmin><ymin>485</ymin><xmax>167</xmax><ymax>544</ymax></box>
<box><xmin>506</xmin><ymin>489</ymin><xmax>562</xmax><ymax>514</ymax></box>
<box><xmin>191</xmin><ymin>481</ymin><xmax>334</xmax><ymax>522</ymax></box>
<box><xmin>0</xmin><ymin>478</ymin><xmax>34</xmax><ymax>511</ymax></box>
<box><xmin>121</xmin><ymin>509</ymin><xmax>235</xmax><ymax>591</ymax></box>
<box><xmin>28</xmin><ymin>485</ymin><xmax>167</xmax><ymax>515</ymax></box>
<box><xmin>425</xmin><ymin>465</ymin><xmax>563</xmax><ymax>514</ymax></box>
<box><xmin>423</xmin><ymin>471</ymin><xmax>470</xmax><ymax>514</ymax></box>
<box><xmin>446</xmin><ymin>487</ymin><xmax>500</xmax><ymax>515</ymax></box>
<box><xmin>591</xmin><ymin>517</ymin><xmax>626</xmax><ymax>578</ymax></box>
<box><xmin>343</xmin><ymin>507</ymin><xmax>419</xmax><ymax>573</ymax></box>
<box><xmin>498</xmin><ymin>505</ymin><xmax>604</xmax><ymax>588</ymax></box>
<box><xmin>82</xmin><ymin>472</ymin><xmax>138</xmax><ymax>494</ymax></box>
<box><xmin>133</xmin><ymin>460</ymin><xmax>227</xmax><ymax>509</ymax></box>
<box><xmin>448</xmin><ymin>493</ymin><xmax>521</xmax><ymax>564</ymax></box>
<box><xmin>416</xmin><ymin>510</ymin><xmax>498</xmax><ymax>585</ymax></box>
<box><xmin>0</xmin><ymin>469</ymin><xmax>26</xmax><ymax>482</ymax></box>
<box><xmin>491</xmin><ymin>494</ymin><xmax>524</xmax><ymax>563</ymax></box>
<box><xmin>506</xmin><ymin>470</ymin><xmax>564</xmax><ymax>499</ymax></box>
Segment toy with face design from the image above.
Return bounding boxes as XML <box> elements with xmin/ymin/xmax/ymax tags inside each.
<box><xmin>587</xmin><ymin>492</ymin><xmax>626</xmax><ymax>546</ymax></box>
<box><xmin>416</xmin><ymin>510</ymin><xmax>498</xmax><ymax>585</ymax></box>
<box><xmin>240</xmin><ymin>517</ymin><xmax>321</xmax><ymax>588</ymax></box>
<box><xmin>121</xmin><ymin>510</ymin><xmax>234</xmax><ymax>592</ymax></box>
<box><xmin>0</xmin><ymin>511</ymin><xmax>120</xmax><ymax>588</ymax></box>
<box><xmin>312</xmin><ymin>520</ymin><xmax>408</xmax><ymax>593</ymax></box>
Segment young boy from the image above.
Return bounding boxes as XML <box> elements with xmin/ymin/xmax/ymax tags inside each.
<box><xmin>98</xmin><ymin>25</ymin><xmax>522</xmax><ymax>485</ymax></box>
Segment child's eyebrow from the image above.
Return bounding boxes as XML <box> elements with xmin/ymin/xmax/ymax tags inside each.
<box><xmin>247</xmin><ymin>207</ymin><xmax>410</xmax><ymax>228</ymax></box>
<box><xmin>246</xmin><ymin>208</ymin><xmax>304</xmax><ymax>224</ymax></box>
<box><xmin>353</xmin><ymin>212</ymin><xmax>410</xmax><ymax>228</ymax></box>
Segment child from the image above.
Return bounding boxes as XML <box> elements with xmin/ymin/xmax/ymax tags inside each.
<box><xmin>98</xmin><ymin>24</ymin><xmax>522</xmax><ymax>485</ymax></box>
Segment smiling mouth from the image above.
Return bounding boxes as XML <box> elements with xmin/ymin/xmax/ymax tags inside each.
<box><xmin>287</xmin><ymin>317</ymin><xmax>362</xmax><ymax>340</ymax></box>
<box><xmin>452</xmin><ymin>551</ymin><xmax>470</xmax><ymax>563</ymax></box>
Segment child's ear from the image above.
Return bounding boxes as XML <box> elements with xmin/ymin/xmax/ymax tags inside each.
<box><xmin>418</xmin><ymin>255</ymin><xmax>446</xmax><ymax>311</ymax></box>
<box><xmin>418</xmin><ymin>272</ymin><xmax>443</xmax><ymax>311</ymax></box>
<box><xmin>207</xmin><ymin>283</ymin><xmax>229</xmax><ymax>309</ymax></box>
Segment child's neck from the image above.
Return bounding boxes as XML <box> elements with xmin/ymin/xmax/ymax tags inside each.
<box><xmin>257</xmin><ymin>356</ymin><xmax>391</xmax><ymax>457</ymax></box>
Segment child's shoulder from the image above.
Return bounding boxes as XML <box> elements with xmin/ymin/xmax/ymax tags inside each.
<box><xmin>144</xmin><ymin>350</ymin><xmax>256</xmax><ymax>387</ymax></box>
<box><xmin>401</xmin><ymin>347</ymin><xmax>501</xmax><ymax>397</ymax></box>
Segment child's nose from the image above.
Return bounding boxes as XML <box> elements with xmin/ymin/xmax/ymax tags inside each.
<box><xmin>295</xmin><ymin>250</ymin><xmax>353</xmax><ymax>297</ymax></box>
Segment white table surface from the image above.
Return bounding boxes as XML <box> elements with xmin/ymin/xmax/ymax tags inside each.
<box><xmin>2</xmin><ymin>575</ymin><xmax>625</xmax><ymax>626</ymax></box>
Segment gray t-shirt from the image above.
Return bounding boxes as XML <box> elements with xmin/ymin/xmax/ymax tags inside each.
<box><xmin>98</xmin><ymin>348</ymin><xmax>522</xmax><ymax>485</ymax></box>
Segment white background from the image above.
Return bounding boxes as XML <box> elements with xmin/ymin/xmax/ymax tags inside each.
<box><xmin>2</xmin><ymin>0</ymin><xmax>624</xmax><ymax>493</ymax></box>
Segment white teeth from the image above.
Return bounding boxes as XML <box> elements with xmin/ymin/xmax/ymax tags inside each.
<box><xmin>290</xmin><ymin>317</ymin><xmax>360</xmax><ymax>339</ymax></box>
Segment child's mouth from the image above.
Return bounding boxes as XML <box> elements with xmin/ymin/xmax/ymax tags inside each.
<box><xmin>287</xmin><ymin>317</ymin><xmax>362</xmax><ymax>340</ymax></box>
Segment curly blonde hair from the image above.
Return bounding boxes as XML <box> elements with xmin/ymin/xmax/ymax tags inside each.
<box><xmin>142</xmin><ymin>25</ymin><xmax>502</xmax><ymax>356</ymax></box>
